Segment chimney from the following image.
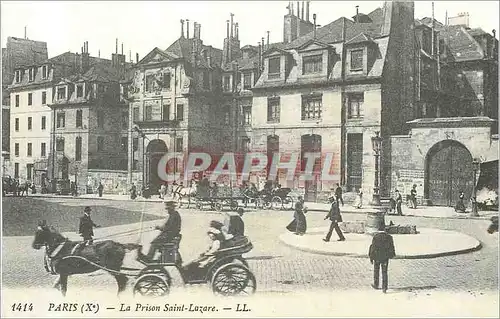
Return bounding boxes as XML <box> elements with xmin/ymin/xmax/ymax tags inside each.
<box><xmin>82</xmin><ymin>42</ymin><xmax>90</xmax><ymax>73</ymax></box>
<box><xmin>493</xmin><ymin>29</ymin><xmax>496</xmax><ymax>39</ymax></box>
<box><xmin>355</xmin><ymin>5</ymin><xmax>359</xmax><ymax>23</ymax></box>
<box><xmin>288</xmin><ymin>2</ymin><xmax>291</xmax><ymax>15</ymax></box>
<box><xmin>115</xmin><ymin>38</ymin><xmax>118</xmax><ymax>54</ymax></box>
<box><xmin>186</xmin><ymin>19</ymin><xmax>190</xmax><ymax>38</ymax></box>
<box><xmin>235</xmin><ymin>22</ymin><xmax>239</xmax><ymax>40</ymax></box>
<box><xmin>136</xmin><ymin>53</ymin><xmax>139</xmax><ymax>64</ymax></box>
<box><xmin>258</xmin><ymin>42</ymin><xmax>262</xmax><ymax>72</ymax></box>
<box><xmin>191</xmin><ymin>41</ymin><xmax>196</xmax><ymax>67</ymax></box>
<box><xmin>262</xmin><ymin>37</ymin><xmax>265</xmax><ymax>52</ymax></box>
<box><xmin>267</xmin><ymin>31</ymin><xmax>270</xmax><ymax>48</ymax></box>
<box><xmin>180</xmin><ymin>19</ymin><xmax>185</xmax><ymax>37</ymax></box>
<box><xmin>24</xmin><ymin>26</ymin><xmax>27</xmax><ymax>39</ymax></box>
<box><xmin>306</xmin><ymin>1</ymin><xmax>310</xmax><ymax>21</ymax></box>
<box><xmin>291</xmin><ymin>3</ymin><xmax>294</xmax><ymax>15</ymax></box>
<box><xmin>121</xmin><ymin>43</ymin><xmax>124</xmax><ymax>55</ymax></box>
<box><xmin>193</xmin><ymin>22</ymin><xmax>198</xmax><ymax>38</ymax></box>
<box><xmin>313</xmin><ymin>13</ymin><xmax>317</xmax><ymax>38</ymax></box>
<box><xmin>98</xmin><ymin>50</ymin><xmax>100</xmax><ymax>58</ymax></box>
<box><xmin>230</xmin><ymin>13</ymin><xmax>234</xmax><ymax>39</ymax></box>
<box><xmin>302</xmin><ymin>1</ymin><xmax>305</xmax><ymax>19</ymax></box>
<box><xmin>297</xmin><ymin>2</ymin><xmax>300</xmax><ymax>19</ymax></box>
<box><xmin>129</xmin><ymin>50</ymin><xmax>131</xmax><ymax>62</ymax></box>
<box><xmin>198</xmin><ymin>23</ymin><xmax>201</xmax><ymax>39</ymax></box>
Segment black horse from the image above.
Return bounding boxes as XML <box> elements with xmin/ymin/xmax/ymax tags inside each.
<box><xmin>32</xmin><ymin>221</ymin><xmax>141</xmax><ymax>296</ymax></box>
<box><xmin>487</xmin><ymin>216</ymin><xmax>498</xmax><ymax>234</ymax></box>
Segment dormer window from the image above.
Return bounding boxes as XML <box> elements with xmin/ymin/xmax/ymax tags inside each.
<box><xmin>76</xmin><ymin>84</ymin><xmax>84</xmax><ymax>98</ymax></box>
<box><xmin>57</xmin><ymin>87</ymin><xmax>66</xmax><ymax>100</ymax></box>
<box><xmin>15</xmin><ymin>70</ymin><xmax>22</xmax><ymax>83</ymax></box>
<box><xmin>303</xmin><ymin>54</ymin><xmax>323</xmax><ymax>74</ymax></box>
<box><xmin>28</xmin><ymin>68</ymin><xmax>35</xmax><ymax>82</ymax></box>
<box><xmin>350</xmin><ymin>49</ymin><xmax>363</xmax><ymax>71</ymax></box>
<box><xmin>268</xmin><ymin>57</ymin><xmax>280</xmax><ymax>79</ymax></box>
<box><xmin>243</xmin><ymin>73</ymin><xmax>252</xmax><ymax>90</ymax></box>
<box><xmin>42</xmin><ymin>65</ymin><xmax>48</xmax><ymax>79</ymax></box>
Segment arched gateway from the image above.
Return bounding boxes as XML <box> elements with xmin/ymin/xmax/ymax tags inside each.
<box><xmin>425</xmin><ymin>140</ymin><xmax>473</xmax><ymax>206</ymax></box>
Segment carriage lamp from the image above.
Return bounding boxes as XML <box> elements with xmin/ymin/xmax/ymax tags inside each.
<box><xmin>471</xmin><ymin>158</ymin><xmax>480</xmax><ymax>217</ymax></box>
<box><xmin>370</xmin><ymin>131</ymin><xmax>382</xmax><ymax>207</ymax></box>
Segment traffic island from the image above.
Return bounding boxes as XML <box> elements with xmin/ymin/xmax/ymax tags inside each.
<box><xmin>279</xmin><ymin>227</ymin><xmax>482</xmax><ymax>259</ymax></box>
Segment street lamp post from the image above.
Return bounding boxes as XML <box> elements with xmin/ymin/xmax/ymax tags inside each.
<box><xmin>365</xmin><ymin>131</ymin><xmax>384</xmax><ymax>235</ymax></box>
<box><xmin>133</xmin><ymin>126</ymin><xmax>147</xmax><ymax>190</ymax></box>
<box><xmin>471</xmin><ymin>158</ymin><xmax>480</xmax><ymax>217</ymax></box>
<box><xmin>370</xmin><ymin>131</ymin><xmax>382</xmax><ymax>206</ymax></box>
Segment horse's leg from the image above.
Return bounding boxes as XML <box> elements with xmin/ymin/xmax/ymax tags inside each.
<box><xmin>59</xmin><ymin>274</ymin><xmax>68</xmax><ymax>297</ymax></box>
<box><xmin>113</xmin><ymin>274</ymin><xmax>128</xmax><ymax>296</ymax></box>
<box><xmin>53</xmin><ymin>277</ymin><xmax>61</xmax><ymax>290</ymax></box>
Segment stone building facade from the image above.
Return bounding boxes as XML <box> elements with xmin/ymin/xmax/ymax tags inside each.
<box><xmin>123</xmin><ymin>1</ymin><xmax>498</xmax><ymax>205</ymax></box>
<box><xmin>48</xmin><ymin>43</ymin><xmax>130</xmax><ymax>193</ymax></box>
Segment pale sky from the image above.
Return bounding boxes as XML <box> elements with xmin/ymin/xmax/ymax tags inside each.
<box><xmin>1</xmin><ymin>1</ymin><xmax>499</xmax><ymax>61</ymax></box>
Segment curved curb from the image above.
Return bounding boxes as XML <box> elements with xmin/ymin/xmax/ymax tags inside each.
<box><xmin>279</xmin><ymin>228</ymin><xmax>483</xmax><ymax>259</ymax></box>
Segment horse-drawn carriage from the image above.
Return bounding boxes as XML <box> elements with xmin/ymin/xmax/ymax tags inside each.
<box><xmin>33</xmin><ymin>221</ymin><xmax>256</xmax><ymax>297</ymax></box>
<box><xmin>241</xmin><ymin>186</ymin><xmax>294</xmax><ymax>210</ymax></box>
<box><xmin>133</xmin><ymin>235</ymin><xmax>255</xmax><ymax>296</ymax></box>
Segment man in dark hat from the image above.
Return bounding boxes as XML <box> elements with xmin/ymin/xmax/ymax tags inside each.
<box><xmin>140</xmin><ymin>198</ymin><xmax>182</xmax><ymax>261</ymax></box>
<box><xmin>79</xmin><ymin>206</ymin><xmax>100</xmax><ymax>245</ymax></box>
<box><xmin>369</xmin><ymin>222</ymin><xmax>396</xmax><ymax>293</ymax></box>
<box><xmin>323</xmin><ymin>196</ymin><xmax>345</xmax><ymax>242</ymax></box>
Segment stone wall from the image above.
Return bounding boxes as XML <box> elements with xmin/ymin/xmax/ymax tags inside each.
<box><xmin>87</xmin><ymin>169</ymin><xmax>141</xmax><ymax>194</ymax></box>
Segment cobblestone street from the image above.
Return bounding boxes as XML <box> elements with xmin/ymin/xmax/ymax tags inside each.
<box><xmin>2</xmin><ymin>196</ymin><xmax>498</xmax><ymax>298</ymax></box>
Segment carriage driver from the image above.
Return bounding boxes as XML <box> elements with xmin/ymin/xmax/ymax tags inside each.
<box><xmin>139</xmin><ymin>197</ymin><xmax>182</xmax><ymax>261</ymax></box>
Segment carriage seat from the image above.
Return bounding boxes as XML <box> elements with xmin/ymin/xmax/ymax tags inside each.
<box><xmin>216</xmin><ymin>236</ymin><xmax>253</xmax><ymax>256</ymax></box>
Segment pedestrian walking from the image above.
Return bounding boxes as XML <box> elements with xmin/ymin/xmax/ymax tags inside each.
<box><xmin>323</xmin><ymin>196</ymin><xmax>345</xmax><ymax>242</ymax></box>
<box><xmin>410</xmin><ymin>184</ymin><xmax>417</xmax><ymax>209</ymax></box>
<box><xmin>394</xmin><ymin>189</ymin><xmax>403</xmax><ymax>215</ymax></box>
<box><xmin>97</xmin><ymin>182</ymin><xmax>104</xmax><ymax>197</ymax></box>
<box><xmin>78</xmin><ymin>206</ymin><xmax>100</xmax><ymax>245</ymax></box>
<box><xmin>335</xmin><ymin>183</ymin><xmax>344</xmax><ymax>206</ymax></box>
<box><xmin>130</xmin><ymin>183</ymin><xmax>137</xmax><ymax>200</ymax></box>
<box><xmin>159</xmin><ymin>182</ymin><xmax>167</xmax><ymax>199</ymax></box>
<box><xmin>354</xmin><ymin>188</ymin><xmax>363</xmax><ymax>209</ymax></box>
<box><xmin>369</xmin><ymin>223</ymin><xmax>396</xmax><ymax>293</ymax></box>
<box><xmin>139</xmin><ymin>198</ymin><xmax>182</xmax><ymax>261</ymax></box>
<box><xmin>286</xmin><ymin>196</ymin><xmax>307</xmax><ymax>235</ymax></box>
<box><xmin>455</xmin><ymin>190</ymin><xmax>466</xmax><ymax>213</ymax></box>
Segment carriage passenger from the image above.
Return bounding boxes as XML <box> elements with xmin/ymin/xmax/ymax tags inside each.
<box><xmin>197</xmin><ymin>228</ymin><xmax>225</xmax><ymax>267</ymax></box>
<box><xmin>210</xmin><ymin>182</ymin><xmax>218</xmax><ymax>198</ymax></box>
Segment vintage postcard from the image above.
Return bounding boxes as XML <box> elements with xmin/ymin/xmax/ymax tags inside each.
<box><xmin>1</xmin><ymin>1</ymin><xmax>498</xmax><ymax>318</ymax></box>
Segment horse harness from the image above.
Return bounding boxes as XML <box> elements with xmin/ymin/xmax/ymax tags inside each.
<box><xmin>43</xmin><ymin>241</ymin><xmax>87</xmax><ymax>275</ymax></box>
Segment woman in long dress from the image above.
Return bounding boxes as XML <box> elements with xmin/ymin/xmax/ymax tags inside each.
<box><xmin>286</xmin><ymin>196</ymin><xmax>307</xmax><ymax>235</ymax></box>
<box><xmin>353</xmin><ymin>188</ymin><xmax>363</xmax><ymax>209</ymax></box>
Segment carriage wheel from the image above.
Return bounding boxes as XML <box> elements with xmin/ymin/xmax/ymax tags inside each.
<box><xmin>262</xmin><ymin>199</ymin><xmax>272</xmax><ymax>210</ymax></box>
<box><xmin>271</xmin><ymin>196</ymin><xmax>283</xmax><ymax>210</ymax></box>
<box><xmin>283</xmin><ymin>196</ymin><xmax>294</xmax><ymax>210</ymax></box>
<box><xmin>215</xmin><ymin>201</ymin><xmax>223</xmax><ymax>212</ymax></box>
<box><xmin>211</xmin><ymin>263</ymin><xmax>256</xmax><ymax>296</ymax></box>
<box><xmin>133</xmin><ymin>274</ymin><xmax>170</xmax><ymax>297</ymax></box>
<box><xmin>230</xmin><ymin>200</ymin><xmax>239</xmax><ymax>211</ymax></box>
<box><xmin>196</xmin><ymin>201</ymin><xmax>203</xmax><ymax>210</ymax></box>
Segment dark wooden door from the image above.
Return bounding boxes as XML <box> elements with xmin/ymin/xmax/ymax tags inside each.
<box><xmin>347</xmin><ymin>134</ymin><xmax>363</xmax><ymax>192</ymax></box>
<box><xmin>427</xmin><ymin>141</ymin><xmax>473</xmax><ymax>206</ymax></box>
